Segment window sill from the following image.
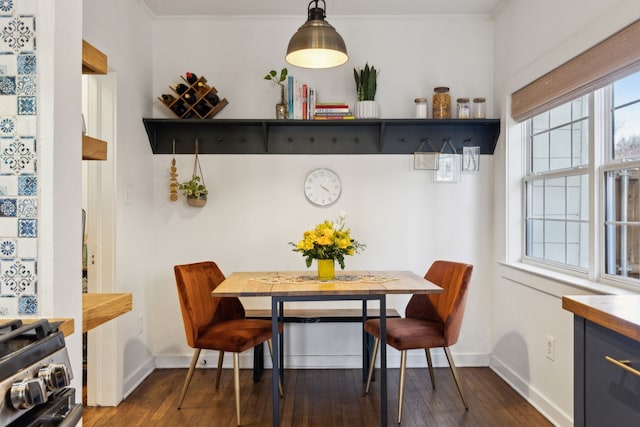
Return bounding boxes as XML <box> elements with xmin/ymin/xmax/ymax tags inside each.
<box><xmin>498</xmin><ymin>261</ymin><xmax>640</xmax><ymax>297</ymax></box>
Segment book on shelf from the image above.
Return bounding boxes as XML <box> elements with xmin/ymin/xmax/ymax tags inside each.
<box><xmin>313</xmin><ymin>115</ymin><xmax>355</xmax><ymax>120</ymax></box>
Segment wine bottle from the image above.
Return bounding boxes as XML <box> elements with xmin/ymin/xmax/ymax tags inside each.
<box><xmin>170</xmin><ymin>101</ymin><xmax>187</xmax><ymax>117</ymax></box>
<box><xmin>183</xmin><ymin>92</ymin><xmax>198</xmax><ymax>105</ymax></box>
<box><xmin>194</xmin><ymin>102</ymin><xmax>212</xmax><ymax>117</ymax></box>
<box><xmin>196</xmin><ymin>80</ymin><xmax>211</xmax><ymax>94</ymax></box>
<box><xmin>185</xmin><ymin>72</ymin><xmax>198</xmax><ymax>84</ymax></box>
<box><xmin>174</xmin><ymin>83</ymin><xmax>188</xmax><ymax>95</ymax></box>
<box><xmin>161</xmin><ymin>94</ymin><xmax>176</xmax><ymax>104</ymax></box>
<box><xmin>183</xmin><ymin>110</ymin><xmax>196</xmax><ymax>119</ymax></box>
<box><xmin>205</xmin><ymin>93</ymin><xmax>220</xmax><ymax>106</ymax></box>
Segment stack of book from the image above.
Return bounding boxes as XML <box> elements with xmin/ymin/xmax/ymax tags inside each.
<box><xmin>313</xmin><ymin>103</ymin><xmax>354</xmax><ymax>120</ymax></box>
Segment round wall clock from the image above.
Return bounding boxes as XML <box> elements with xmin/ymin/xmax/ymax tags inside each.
<box><xmin>304</xmin><ymin>168</ymin><xmax>342</xmax><ymax>206</ymax></box>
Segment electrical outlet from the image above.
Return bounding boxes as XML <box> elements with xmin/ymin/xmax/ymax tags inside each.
<box><xmin>545</xmin><ymin>335</ymin><xmax>555</xmax><ymax>361</ymax></box>
<box><xmin>138</xmin><ymin>314</ymin><xmax>144</xmax><ymax>335</ymax></box>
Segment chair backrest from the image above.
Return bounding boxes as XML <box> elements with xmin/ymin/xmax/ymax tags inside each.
<box><xmin>174</xmin><ymin>261</ymin><xmax>245</xmax><ymax>348</ymax></box>
<box><xmin>405</xmin><ymin>260</ymin><xmax>473</xmax><ymax>346</ymax></box>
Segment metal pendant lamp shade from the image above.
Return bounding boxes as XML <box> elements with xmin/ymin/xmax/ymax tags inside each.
<box><xmin>286</xmin><ymin>0</ymin><xmax>348</xmax><ymax>69</ymax></box>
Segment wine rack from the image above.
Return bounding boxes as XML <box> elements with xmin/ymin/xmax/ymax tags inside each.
<box><xmin>158</xmin><ymin>74</ymin><xmax>229</xmax><ymax>119</ymax></box>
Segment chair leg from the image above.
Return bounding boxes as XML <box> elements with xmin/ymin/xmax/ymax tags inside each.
<box><xmin>178</xmin><ymin>348</ymin><xmax>201</xmax><ymax>409</ymax></box>
<box><xmin>425</xmin><ymin>348</ymin><xmax>435</xmax><ymax>389</ymax></box>
<box><xmin>398</xmin><ymin>350</ymin><xmax>407</xmax><ymax>424</ymax></box>
<box><xmin>443</xmin><ymin>346</ymin><xmax>469</xmax><ymax>410</ymax></box>
<box><xmin>266</xmin><ymin>339</ymin><xmax>283</xmax><ymax>397</ymax></box>
<box><xmin>365</xmin><ymin>337</ymin><xmax>380</xmax><ymax>394</ymax></box>
<box><xmin>233</xmin><ymin>352</ymin><xmax>241</xmax><ymax>426</ymax></box>
<box><xmin>215</xmin><ymin>351</ymin><xmax>225</xmax><ymax>389</ymax></box>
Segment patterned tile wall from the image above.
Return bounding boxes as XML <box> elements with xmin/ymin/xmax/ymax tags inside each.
<box><xmin>0</xmin><ymin>0</ymin><xmax>38</xmax><ymax>316</ymax></box>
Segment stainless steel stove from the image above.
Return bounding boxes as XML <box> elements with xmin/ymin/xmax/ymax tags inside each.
<box><xmin>0</xmin><ymin>319</ymin><xmax>81</xmax><ymax>426</ymax></box>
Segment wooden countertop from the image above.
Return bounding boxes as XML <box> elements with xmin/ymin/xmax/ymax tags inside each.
<box><xmin>562</xmin><ymin>295</ymin><xmax>640</xmax><ymax>342</ymax></box>
<box><xmin>83</xmin><ymin>293</ymin><xmax>132</xmax><ymax>333</ymax></box>
<box><xmin>1</xmin><ymin>318</ymin><xmax>75</xmax><ymax>337</ymax></box>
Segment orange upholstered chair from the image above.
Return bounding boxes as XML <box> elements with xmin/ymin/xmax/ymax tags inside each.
<box><xmin>174</xmin><ymin>261</ymin><xmax>282</xmax><ymax>426</ymax></box>
<box><xmin>364</xmin><ymin>260</ymin><xmax>473</xmax><ymax>423</ymax></box>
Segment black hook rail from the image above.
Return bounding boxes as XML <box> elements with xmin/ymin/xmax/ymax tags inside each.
<box><xmin>142</xmin><ymin>118</ymin><xmax>500</xmax><ymax>155</ymax></box>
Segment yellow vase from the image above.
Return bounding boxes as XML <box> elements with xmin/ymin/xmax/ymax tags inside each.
<box><xmin>317</xmin><ymin>259</ymin><xmax>335</xmax><ymax>281</ymax></box>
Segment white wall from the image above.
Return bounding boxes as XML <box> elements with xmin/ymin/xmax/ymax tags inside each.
<box><xmin>83</xmin><ymin>0</ymin><xmax>155</xmax><ymax>400</ymax></box>
<box><xmin>148</xmin><ymin>15</ymin><xmax>496</xmax><ymax>371</ymax></box>
<box><xmin>37</xmin><ymin>0</ymin><xmax>84</xmax><ymax>400</ymax></box>
<box><xmin>492</xmin><ymin>1</ymin><xmax>640</xmax><ymax>426</ymax></box>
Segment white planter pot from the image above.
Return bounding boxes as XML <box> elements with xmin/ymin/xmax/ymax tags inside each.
<box><xmin>354</xmin><ymin>100</ymin><xmax>379</xmax><ymax>119</ymax></box>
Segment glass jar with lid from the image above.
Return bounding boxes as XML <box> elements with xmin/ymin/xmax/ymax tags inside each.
<box><xmin>472</xmin><ymin>97</ymin><xmax>486</xmax><ymax>118</ymax></box>
<box><xmin>457</xmin><ymin>98</ymin><xmax>470</xmax><ymax>119</ymax></box>
<box><xmin>414</xmin><ymin>98</ymin><xmax>428</xmax><ymax>118</ymax></box>
<box><xmin>432</xmin><ymin>87</ymin><xmax>451</xmax><ymax>119</ymax></box>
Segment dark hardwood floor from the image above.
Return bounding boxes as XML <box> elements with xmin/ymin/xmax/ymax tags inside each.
<box><xmin>82</xmin><ymin>367</ymin><xmax>552</xmax><ymax>426</ymax></box>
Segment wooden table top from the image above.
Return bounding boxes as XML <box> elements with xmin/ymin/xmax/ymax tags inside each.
<box><xmin>562</xmin><ymin>294</ymin><xmax>640</xmax><ymax>342</ymax></box>
<box><xmin>213</xmin><ymin>271</ymin><xmax>442</xmax><ymax>297</ymax></box>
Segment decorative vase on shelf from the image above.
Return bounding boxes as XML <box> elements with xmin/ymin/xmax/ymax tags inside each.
<box><xmin>354</xmin><ymin>100</ymin><xmax>379</xmax><ymax>119</ymax></box>
<box><xmin>276</xmin><ymin>85</ymin><xmax>288</xmax><ymax>119</ymax></box>
<box><xmin>317</xmin><ymin>259</ymin><xmax>335</xmax><ymax>281</ymax></box>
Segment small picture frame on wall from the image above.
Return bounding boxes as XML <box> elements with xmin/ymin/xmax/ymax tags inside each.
<box><xmin>462</xmin><ymin>146</ymin><xmax>480</xmax><ymax>173</ymax></box>
<box><xmin>434</xmin><ymin>154</ymin><xmax>461</xmax><ymax>183</ymax></box>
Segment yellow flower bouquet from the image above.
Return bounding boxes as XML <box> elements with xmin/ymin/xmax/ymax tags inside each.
<box><xmin>290</xmin><ymin>212</ymin><xmax>365</xmax><ymax>269</ymax></box>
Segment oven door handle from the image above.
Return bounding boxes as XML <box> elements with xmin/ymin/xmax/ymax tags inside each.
<box><xmin>55</xmin><ymin>404</ymin><xmax>83</xmax><ymax>427</ymax></box>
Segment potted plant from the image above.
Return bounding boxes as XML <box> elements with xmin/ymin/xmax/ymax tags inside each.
<box><xmin>264</xmin><ymin>67</ymin><xmax>288</xmax><ymax>119</ymax></box>
<box><xmin>178</xmin><ymin>175</ymin><xmax>208</xmax><ymax>207</ymax></box>
<box><xmin>353</xmin><ymin>63</ymin><xmax>379</xmax><ymax>118</ymax></box>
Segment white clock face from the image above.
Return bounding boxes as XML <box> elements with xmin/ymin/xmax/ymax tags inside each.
<box><xmin>304</xmin><ymin>168</ymin><xmax>342</xmax><ymax>206</ymax></box>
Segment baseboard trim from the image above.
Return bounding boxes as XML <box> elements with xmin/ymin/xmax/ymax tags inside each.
<box><xmin>490</xmin><ymin>354</ymin><xmax>572</xmax><ymax>427</ymax></box>
<box><xmin>123</xmin><ymin>356</ymin><xmax>155</xmax><ymax>399</ymax></box>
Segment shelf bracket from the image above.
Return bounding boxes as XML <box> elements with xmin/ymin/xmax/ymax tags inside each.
<box><xmin>261</xmin><ymin>122</ymin><xmax>269</xmax><ymax>153</ymax></box>
<box><xmin>378</xmin><ymin>122</ymin><xmax>386</xmax><ymax>153</ymax></box>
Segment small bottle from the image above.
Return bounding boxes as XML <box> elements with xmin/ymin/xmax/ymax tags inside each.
<box><xmin>472</xmin><ymin>98</ymin><xmax>486</xmax><ymax>118</ymax></box>
<box><xmin>457</xmin><ymin>98</ymin><xmax>470</xmax><ymax>119</ymax></box>
<box><xmin>174</xmin><ymin>83</ymin><xmax>188</xmax><ymax>95</ymax></box>
<box><xmin>185</xmin><ymin>72</ymin><xmax>198</xmax><ymax>85</ymax></box>
<box><xmin>432</xmin><ymin>87</ymin><xmax>451</xmax><ymax>119</ymax></box>
<box><xmin>414</xmin><ymin>98</ymin><xmax>428</xmax><ymax>119</ymax></box>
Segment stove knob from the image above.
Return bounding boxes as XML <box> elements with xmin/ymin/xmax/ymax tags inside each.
<box><xmin>38</xmin><ymin>363</ymin><xmax>70</xmax><ymax>390</ymax></box>
<box><xmin>9</xmin><ymin>377</ymin><xmax>47</xmax><ymax>409</ymax></box>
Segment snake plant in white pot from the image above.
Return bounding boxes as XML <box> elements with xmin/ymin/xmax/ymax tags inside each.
<box><xmin>353</xmin><ymin>63</ymin><xmax>379</xmax><ymax>118</ymax></box>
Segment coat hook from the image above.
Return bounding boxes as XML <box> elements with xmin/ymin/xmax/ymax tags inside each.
<box><xmin>287</xmin><ymin>137</ymin><xmax>293</xmax><ymax>142</ymax></box>
<box><xmin>332</xmin><ymin>137</ymin><xmax>338</xmax><ymax>143</ymax></box>
<box><xmin>310</xmin><ymin>136</ymin><xmax>316</xmax><ymax>143</ymax></box>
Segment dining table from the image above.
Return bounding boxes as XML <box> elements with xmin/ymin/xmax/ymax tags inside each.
<box><xmin>212</xmin><ymin>270</ymin><xmax>442</xmax><ymax>426</ymax></box>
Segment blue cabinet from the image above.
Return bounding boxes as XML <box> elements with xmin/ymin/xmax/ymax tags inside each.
<box><xmin>574</xmin><ymin>316</ymin><xmax>640</xmax><ymax>426</ymax></box>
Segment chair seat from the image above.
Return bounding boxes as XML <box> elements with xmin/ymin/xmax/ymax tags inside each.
<box><xmin>195</xmin><ymin>319</ymin><xmax>282</xmax><ymax>353</ymax></box>
<box><xmin>364</xmin><ymin>318</ymin><xmax>446</xmax><ymax>351</ymax></box>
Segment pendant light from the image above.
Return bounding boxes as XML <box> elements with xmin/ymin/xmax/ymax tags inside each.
<box><xmin>286</xmin><ymin>0</ymin><xmax>348</xmax><ymax>69</ymax></box>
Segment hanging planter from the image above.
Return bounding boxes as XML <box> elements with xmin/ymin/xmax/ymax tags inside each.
<box><xmin>178</xmin><ymin>138</ymin><xmax>208</xmax><ymax>207</ymax></box>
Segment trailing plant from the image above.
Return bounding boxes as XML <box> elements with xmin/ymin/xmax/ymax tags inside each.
<box><xmin>178</xmin><ymin>175</ymin><xmax>208</xmax><ymax>199</ymax></box>
<box><xmin>353</xmin><ymin>63</ymin><xmax>378</xmax><ymax>101</ymax></box>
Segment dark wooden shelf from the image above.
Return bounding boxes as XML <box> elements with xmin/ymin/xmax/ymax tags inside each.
<box><xmin>142</xmin><ymin>118</ymin><xmax>500</xmax><ymax>155</ymax></box>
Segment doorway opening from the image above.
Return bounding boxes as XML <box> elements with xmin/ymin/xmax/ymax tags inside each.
<box><xmin>81</xmin><ymin>71</ymin><xmax>120</xmax><ymax>406</ymax></box>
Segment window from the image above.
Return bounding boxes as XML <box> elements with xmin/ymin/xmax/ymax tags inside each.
<box><xmin>524</xmin><ymin>70</ymin><xmax>640</xmax><ymax>284</ymax></box>
<box><xmin>603</xmin><ymin>72</ymin><xmax>640</xmax><ymax>279</ymax></box>
<box><xmin>524</xmin><ymin>96</ymin><xmax>590</xmax><ymax>269</ymax></box>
